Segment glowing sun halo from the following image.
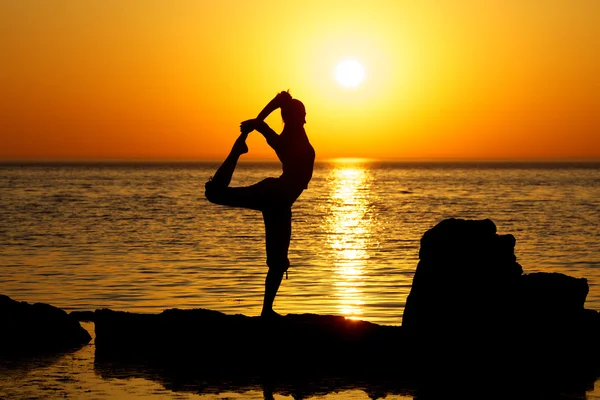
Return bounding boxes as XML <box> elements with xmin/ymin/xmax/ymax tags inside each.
<box><xmin>335</xmin><ymin>60</ymin><xmax>365</xmax><ymax>87</ymax></box>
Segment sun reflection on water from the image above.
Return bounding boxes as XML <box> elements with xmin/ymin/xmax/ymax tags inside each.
<box><xmin>326</xmin><ymin>165</ymin><xmax>374</xmax><ymax>320</ymax></box>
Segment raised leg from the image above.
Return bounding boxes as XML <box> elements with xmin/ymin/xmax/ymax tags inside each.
<box><xmin>209</xmin><ymin>132</ymin><xmax>248</xmax><ymax>188</ymax></box>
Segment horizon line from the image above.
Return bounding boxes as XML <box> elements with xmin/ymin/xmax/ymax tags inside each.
<box><xmin>1</xmin><ymin>157</ymin><xmax>600</xmax><ymax>164</ymax></box>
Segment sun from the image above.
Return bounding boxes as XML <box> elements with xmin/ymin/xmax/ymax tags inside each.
<box><xmin>335</xmin><ymin>60</ymin><xmax>365</xmax><ymax>88</ymax></box>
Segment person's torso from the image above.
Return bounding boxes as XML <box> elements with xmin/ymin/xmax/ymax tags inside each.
<box><xmin>275</xmin><ymin>127</ymin><xmax>315</xmax><ymax>190</ymax></box>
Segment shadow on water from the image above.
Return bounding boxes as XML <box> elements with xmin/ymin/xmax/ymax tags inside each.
<box><xmin>0</xmin><ymin>352</ymin><xmax>72</xmax><ymax>376</ymax></box>
<box><xmin>93</xmin><ymin>357</ymin><xmax>600</xmax><ymax>400</ymax></box>
<box><xmin>93</xmin><ymin>359</ymin><xmax>420</xmax><ymax>400</ymax></box>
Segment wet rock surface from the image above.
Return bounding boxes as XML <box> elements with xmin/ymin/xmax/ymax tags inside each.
<box><xmin>0</xmin><ymin>294</ymin><xmax>91</xmax><ymax>356</ymax></box>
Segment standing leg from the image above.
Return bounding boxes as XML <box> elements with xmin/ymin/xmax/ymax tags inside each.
<box><xmin>261</xmin><ymin>207</ymin><xmax>292</xmax><ymax>317</ymax></box>
<box><xmin>262</xmin><ymin>268</ymin><xmax>285</xmax><ymax>318</ymax></box>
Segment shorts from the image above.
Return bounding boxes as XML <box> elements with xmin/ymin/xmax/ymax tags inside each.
<box><xmin>205</xmin><ymin>177</ymin><xmax>302</xmax><ymax>271</ymax></box>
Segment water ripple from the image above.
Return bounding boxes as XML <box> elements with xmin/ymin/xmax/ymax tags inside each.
<box><xmin>0</xmin><ymin>162</ymin><xmax>599</xmax><ymax>328</ymax></box>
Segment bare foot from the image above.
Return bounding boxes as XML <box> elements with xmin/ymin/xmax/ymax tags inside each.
<box><xmin>232</xmin><ymin>133</ymin><xmax>249</xmax><ymax>155</ymax></box>
<box><xmin>261</xmin><ymin>309</ymin><xmax>282</xmax><ymax>319</ymax></box>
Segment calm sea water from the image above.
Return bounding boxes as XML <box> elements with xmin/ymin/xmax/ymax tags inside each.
<box><xmin>1</xmin><ymin>161</ymin><xmax>600</xmax><ymax>399</ymax></box>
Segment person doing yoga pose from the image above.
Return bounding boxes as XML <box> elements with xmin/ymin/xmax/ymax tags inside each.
<box><xmin>204</xmin><ymin>90</ymin><xmax>315</xmax><ymax>318</ymax></box>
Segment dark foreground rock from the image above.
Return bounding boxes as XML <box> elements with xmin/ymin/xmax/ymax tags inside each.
<box><xmin>94</xmin><ymin>307</ymin><xmax>600</xmax><ymax>398</ymax></box>
<box><xmin>0</xmin><ymin>295</ymin><xmax>91</xmax><ymax>356</ymax></box>
<box><xmin>402</xmin><ymin>218</ymin><xmax>600</xmax><ymax>386</ymax></box>
<box><xmin>69</xmin><ymin>310</ymin><xmax>95</xmax><ymax>322</ymax></box>
<box><xmin>95</xmin><ymin>309</ymin><xmax>402</xmax><ymax>375</ymax></box>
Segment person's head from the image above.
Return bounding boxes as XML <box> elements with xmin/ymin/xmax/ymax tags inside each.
<box><xmin>281</xmin><ymin>98</ymin><xmax>306</xmax><ymax>126</ymax></box>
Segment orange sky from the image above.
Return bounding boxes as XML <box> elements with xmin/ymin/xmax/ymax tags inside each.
<box><xmin>1</xmin><ymin>1</ymin><xmax>599</xmax><ymax>161</ymax></box>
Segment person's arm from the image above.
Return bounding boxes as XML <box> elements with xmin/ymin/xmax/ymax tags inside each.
<box><xmin>256</xmin><ymin>91</ymin><xmax>291</xmax><ymax>121</ymax></box>
<box><xmin>240</xmin><ymin>119</ymin><xmax>280</xmax><ymax>151</ymax></box>
<box><xmin>255</xmin><ymin>120</ymin><xmax>280</xmax><ymax>151</ymax></box>
<box><xmin>240</xmin><ymin>91</ymin><xmax>292</xmax><ymax>151</ymax></box>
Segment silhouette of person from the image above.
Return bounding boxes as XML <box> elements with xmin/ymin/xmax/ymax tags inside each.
<box><xmin>205</xmin><ymin>90</ymin><xmax>315</xmax><ymax>318</ymax></box>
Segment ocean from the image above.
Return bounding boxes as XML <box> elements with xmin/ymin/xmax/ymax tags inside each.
<box><xmin>1</xmin><ymin>160</ymin><xmax>600</xmax><ymax>399</ymax></box>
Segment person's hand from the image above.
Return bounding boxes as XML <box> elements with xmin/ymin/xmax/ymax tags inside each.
<box><xmin>240</xmin><ymin>119</ymin><xmax>257</xmax><ymax>134</ymax></box>
<box><xmin>276</xmin><ymin>90</ymin><xmax>292</xmax><ymax>105</ymax></box>
<box><xmin>241</xmin><ymin>118</ymin><xmax>268</xmax><ymax>133</ymax></box>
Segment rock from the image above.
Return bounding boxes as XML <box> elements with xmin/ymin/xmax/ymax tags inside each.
<box><xmin>69</xmin><ymin>310</ymin><xmax>95</xmax><ymax>322</ymax></box>
<box><xmin>402</xmin><ymin>219</ymin><xmax>592</xmax><ymax>335</ymax></box>
<box><xmin>401</xmin><ymin>218</ymin><xmax>600</xmax><ymax>384</ymax></box>
<box><xmin>94</xmin><ymin>308</ymin><xmax>404</xmax><ymax>375</ymax></box>
<box><xmin>0</xmin><ymin>295</ymin><xmax>91</xmax><ymax>356</ymax></box>
<box><xmin>513</xmin><ymin>272</ymin><xmax>593</xmax><ymax>375</ymax></box>
<box><xmin>518</xmin><ymin>272</ymin><xmax>588</xmax><ymax>313</ymax></box>
<box><xmin>402</xmin><ymin>218</ymin><xmax>523</xmax><ymax>333</ymax></box>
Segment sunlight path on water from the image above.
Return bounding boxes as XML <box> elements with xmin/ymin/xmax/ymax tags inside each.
<box><xmin>326</xmin><ymin>166</ymin><xmax>373</xmax><ymax>319</ymax></box>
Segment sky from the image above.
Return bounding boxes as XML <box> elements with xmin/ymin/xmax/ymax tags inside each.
<box><xmin>1</xmin><ymin>0</ymin><xmax>599</xmax><ymax>161</ymax></box>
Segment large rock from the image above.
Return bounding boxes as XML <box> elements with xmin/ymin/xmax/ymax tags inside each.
<box><xmin>0</xmin><ymin>295</ymin><xmax>91</xmax><ymax>356</ymax></box>
<box><xmin>402</xmin><ymin>219</ymin><xmax>592</xmax><ymax>333</ymax></box>
<box><xmin>401</xmin><ymin>218</ymin><xmax>600</xmax><ymax>384</ymax></box>
<box><xmin>403</xmin><ymin>218</ymin><xmax>523</xmax><ymax>333</ymax></box>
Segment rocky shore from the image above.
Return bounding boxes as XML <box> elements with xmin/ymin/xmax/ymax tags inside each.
<box><xmin>0</xmin><ymin>294</ymin><xmax>91</xmax><ymax>356</ymax></box>
<box><xmin>3</xmin><ymin>218</ymin><xmax>600</xmax><ymax>397</ymax></box>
